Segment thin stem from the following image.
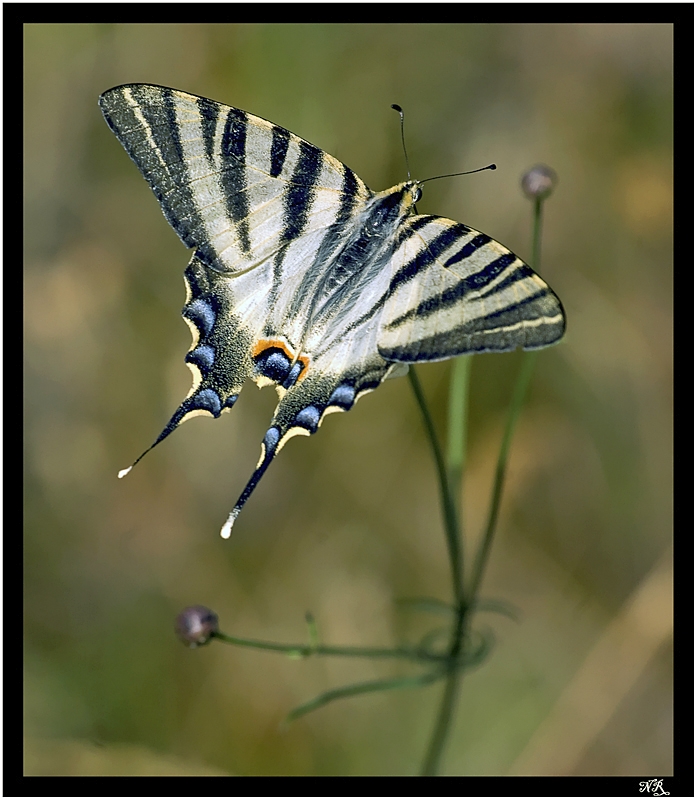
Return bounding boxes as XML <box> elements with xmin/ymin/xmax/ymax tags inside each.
<box><xmin>531</xmin><ymin>197</ymin><xmax>543</xmax><ymax>273</ymax></box>
<box><xmin>446</xmin><ymin>355</ymin><xmax>472</xmax><ymax>522</ymax></box>
<box><xmin>212</xmin><ymin>631</ymin><xmax>439</xmax><ymax>663</ymax></box>
<box><xmin>421</xmin><ymin>668</ymin><xmax>462</xmax><ymax>775</ymax></box>
<box><xmin>286</xmin><ymin>671</ymin><xmax>443</xmax><ymax>722</ymax></box>
<box><xmin>408</xmin><ymin>367</ymin><xmax>464</xmax><ymax>604</ymax></box>
<box><xmin>417</xmin><ymin>355</ymin><xmax>472</xmax><ymax>776</ymax></box>
<box><xmin>468</xmin><ymin>349</ymin><xmax>536</xmax><ymax>602</ymax></box>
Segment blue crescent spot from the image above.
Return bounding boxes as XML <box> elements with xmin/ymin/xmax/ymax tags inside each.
<box><xmin>223</xmin><ymin>394</ymin><xmax>239</xmax><ymax>409</ymax></box>
<box><xmin>264</xmin><ymin>426</ymin><xmax>281</xmax><ymax>452</ymax></box>
<box><xmin>191</xmin><ymin>388</ymin><xmax>221</xmax><ymax>416</ymax></box>
<box><xmin>282</xmin><ymin>361</ymin><xmax>304</xmax><ymax>389</ymax></box>
<box><xmin>294</xmin><ymin>405</ymin><xmax>321</xmax><ymax>432</ymax></box>
<box><xmin>328</xmin><ymin>384</ymin><xmax>355</xmax><ymax>409</ymax></box>
<box><xmin>256</xmin><ymin>350</ymin><xmax>291</xmax><ymax>382</ymax></box>
<box><xmin>185</xmin><ymin>299</ymin><xmax>216</xmax><ymax>337</ymax></box>
<box><xmin>186</xmin><ymin>344</ymin><xmax>215</xmax><ymax>369</ymax></box>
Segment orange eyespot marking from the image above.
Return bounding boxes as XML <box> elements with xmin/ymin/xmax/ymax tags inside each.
<box><xmin>251</xmin><ymin>338</ymin><xmax>310</xmax><ymax>383</ymax></box>
<box><xmin>251</xmin><ymin>337</ymin><xmax>294</xmax><ymax>360</ymax></box>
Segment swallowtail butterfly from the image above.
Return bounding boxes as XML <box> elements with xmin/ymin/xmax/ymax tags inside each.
<box><xmin>100</xmin><ymin>85</ymin><xmax>565</xmax><ymax>538</ymax></box>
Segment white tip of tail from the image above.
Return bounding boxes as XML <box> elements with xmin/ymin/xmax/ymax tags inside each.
<box><xmin>220</xmin><ymin>511</ymin><xmax>239</xmax><ymax>539</ymax></box>
<box><xmin>118</xmin><ymin>466</ymin><xmax>133</xmax><ymax>479</ymax></box>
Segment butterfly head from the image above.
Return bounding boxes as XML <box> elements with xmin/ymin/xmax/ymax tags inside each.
<box><xmin>376</xmin><ymin>182</ymin><xmax>423</xmax><ymax>223</ymax></box>
<box><xmin>401</xmin><ymin>180</ymin><xmax>423</xmax><ymax>210</ymax></box>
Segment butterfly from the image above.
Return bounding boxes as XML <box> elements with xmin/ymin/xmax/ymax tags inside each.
<box><xmin>99</xmin><ymin>84</ymin><xmax>565</xmax><ymax>538</ymax></box>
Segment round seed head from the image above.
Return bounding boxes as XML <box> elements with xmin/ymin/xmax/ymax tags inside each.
<box><xmin>521</xmin><ymin>164</ymin><xmax>558</xmax><ymax>200</ymax></box>
<box><xmin>175</xmin><ymin>605</ymin><xmax>219</xmax><ymax>647</ymax></box>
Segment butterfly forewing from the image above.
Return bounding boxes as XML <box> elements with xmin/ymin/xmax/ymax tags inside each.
<box><xmin>99</xmin><ymin>85</ymin><xmax>372</xmax><ymax>275</ymax></box>
<box><xmin>101</xmin><ymin>84</ymin><xmax>565</xmax><ymax>535</ymax></box>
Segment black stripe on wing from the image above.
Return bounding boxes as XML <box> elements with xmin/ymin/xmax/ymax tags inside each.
<box><xmin>268</xmin><ymin>140</ymin><xmax>325</xmax><ymax>299</ymax></box>
<box><xmin>220</xmin><ymin>108</ymin><xmax>252</xmax><ymax>255</ymax></box>
<box><xmin>114</xmin><ymin>86</ymin><xmax>202</xmax><ymax>249</ymax></box>
<box><xmin>443</xmin><ymin>233</ymin><xmax>492</xmax><ymax>269</ymax></box>
<box><xmin>476</xmin><ymin>264</ymin><xmax>534</xmax><ymax>298</ymax></box>
<box><xmin>270</xmin><ymin>125</ymin><xmax>291</xmax><ymax>177</ymax></box>
<box><xmin>269</xmin><ymin>149</ymin><xmax>366</xmax><ymax>329</ymax></box>
<box><xmin>335</xmin><ymin>166</ymin><xmax>362</xmax><ymax>227</ymax></box>
<box><xmin>282</xmin><ymin>141</ymin><xmax>325</xmax><ymax>242</ymax></box>
<box><xmin>394</xmin><ymin>214</ymin><xmax>437</xmax><ymax>248</ymax></box>
<box><xmin>161</xmin><ymin>90</ymin><xmax>185</xmax><ymax>163</ymax></box>
<box><xmin>387</xmin><ymin>222</ymin><xmax>472</xmax><ymax>298</ymax></box>
<box><xmin>384</xmin><ymin>253</ymin><xmax>518</xmax><ymax>330</ymax></box>
<box><xmin>197</xmin><ymin>96</ymin><xmax>218</xmax><ymax>162</ymax></box>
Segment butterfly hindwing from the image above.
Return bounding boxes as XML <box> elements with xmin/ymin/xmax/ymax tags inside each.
<box><xmin>378</xmin><ymin>216</ymin><xmax>565</xmax><ymax>360</ymax></box>
<box><xmin>101</xmin><ymin>84</ymin><xmax>565</xmax><ymax>535</ymax></box>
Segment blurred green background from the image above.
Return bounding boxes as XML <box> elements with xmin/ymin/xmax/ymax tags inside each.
<box><xmin>24</xmin><ymin>23</ymin><xmax>672</xmax><ymax>776</ymax></box>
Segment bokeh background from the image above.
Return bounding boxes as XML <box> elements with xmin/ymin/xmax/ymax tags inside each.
<box><xmin>24</xmin><ymin>23</ymin><xmax>672</xmax><ymax>776</ymax></box>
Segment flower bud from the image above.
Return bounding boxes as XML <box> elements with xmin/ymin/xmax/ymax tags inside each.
<box><xmin>521</xmin><ymin>164</ymin><xmax>558</xmax><ymax>200</ymax></box>
<box><xmin>175</xmin><ymin>605</ymin><xmax>219</xmax><ymax>648</ymax></box>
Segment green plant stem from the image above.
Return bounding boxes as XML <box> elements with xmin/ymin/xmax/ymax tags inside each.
<box><xmin>286</xmin><ymin>671</ymin><xmax>443</xmax><ymax>722</ymax></box>
<box><xmin>468</xmin><ymin>349</ymin><xmax>536</xmax><ymax>603</ymax></box>
<box><xmin>418</xmin><ymin>355</ymin><xmax>471</xmax><ymax>776</ymax></box>
<box><xmin>212</xmin><ymin>631</ymin><xmax>439</xmax><ymax>662</ymax></box>
<box><xmin>446</xmin><ymin>355</ymin><xmax>472</xmax><ymax>521</ymax></box>
<box><xmin>407</xmin><ymin>365</ymin><xmax>470</xmax><ymax>771</ymax></box>
<box><xmin>421</xmin><ymin>667</ymin><xmax>462</xmax><ymax>775</ymax></box>
<box><xmin>531</xmin><ymin>197</ymin><xmax>543</xmax><ymax>273</ymax></box>
<box><xmin>408</xmin><ymin>367</ymin><xmax>464</xmax><ymax>604</ymax></box>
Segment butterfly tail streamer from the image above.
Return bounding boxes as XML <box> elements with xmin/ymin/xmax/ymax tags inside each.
<box><xmin>117</xmin><ymin>388</ymin><xmax>241</xmax><ymax>480</ymax></box>
<box><xmin>219</xmin><ymin>359</ymin><xmax>391</xmax><ymax>537</ymax></box>
<box><xmin>219</xmin><ymin>380</ymin><xmax>338</xmax><ymax>539</ymax></box>
<box><xmin>220</xmin><ymin>425</ymin><xmax>281</xmax><ymax>538</ymax></box>
<box><xmin>117</xmin><ymin>399</ymin><xmax>216</xmax><ymax>478</ymax></box>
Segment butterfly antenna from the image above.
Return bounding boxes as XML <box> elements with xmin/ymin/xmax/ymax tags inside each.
<box><xmin>420</xmin><ymin>164</ymin><xmax>496</xmax><ymax>185</ymax></box>
<box><xmin>391</xmin><ymin>104</ymin><xmax>412</xmax><ymax>181</ymax></box>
